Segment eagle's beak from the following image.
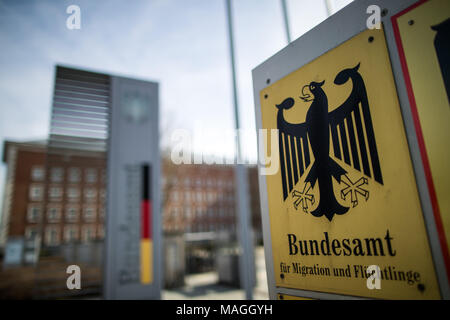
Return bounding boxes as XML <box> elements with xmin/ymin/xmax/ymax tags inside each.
<box><xmin>300</xmin><ymin>85</ymin><xmax>312</xmax><ymax>102</ymax></box>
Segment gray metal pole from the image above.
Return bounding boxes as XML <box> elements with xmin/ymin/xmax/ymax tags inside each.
<box><xmin>280</xmin><ymin>0</ymin><xmax>291</xmax><ymax>43</ymax></box>
<box><xmin>225</xmin><ymin>0</ymin><xmax>254</xmax><ymax>300</ymax></box>
<box><xmin>325</xmin><ymin>0</ymin><xmax>333</xmax><ymax>17</ymax></box>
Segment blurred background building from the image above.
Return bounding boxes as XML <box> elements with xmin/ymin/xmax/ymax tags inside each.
<box><xmin>0</xmin><ymin>137</ymin><xmax>263</xmax><ymax>253</ymax></box>
<box><xmin>161</xmin><ymin>161</ymin><xmax>261</xmax><ymax>238</ymax></box>
<box><xmin>0</xmin><ymin>136</ymin><xmax>263</xmax><ymax>249</ymax></box>
<box><xmin>0</xmin><ymin>139</ymin><xmax>106</xmax><ymax>249</ymax></box>
<box><xmin>0</xmin><ymin>136</ymin><xmax>263</xmax><ymax>298</ymax></box>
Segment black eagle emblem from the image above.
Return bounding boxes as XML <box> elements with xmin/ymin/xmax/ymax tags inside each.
<box><xmin>432</xmin><ymin>18</ymin><xmax>450</xmax><ymax>103</ymax></box>
<box><xmin>276</xmin><ymin>64</ymin><xmax>383</xmax><ymax>221</ymax></box>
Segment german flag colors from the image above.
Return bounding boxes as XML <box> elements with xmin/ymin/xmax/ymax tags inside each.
<box><xmin>140</xmin><ymin>164</ymin><xmax>152</xmax><ymax>284</ymax></box>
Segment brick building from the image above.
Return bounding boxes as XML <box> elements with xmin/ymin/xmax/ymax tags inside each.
<box><xmin>0</xmin><ymin>140</ymin><xmax>106</xmax><ymax>248</ymax></box>
<box><xmin>162</xmin><ymin>161</ymin><xmax>261</xmax><ymax>237</ymax></box>
<box><xmin>0</xmin><ymin>140</ymin><xmax>262</xmax><ymax>249</ymax></box>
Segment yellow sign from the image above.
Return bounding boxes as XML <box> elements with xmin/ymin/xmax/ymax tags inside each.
<box><xmin>278</xmin><ymin>294</ymin><xmax>313</xmax><ymax>300</ymax></box>
<box><xmin>392</xmin><ymin>0</ymin><xmax>450</xmax><ymax>284</ymax></box>
<box><xmin>259</xmin><ymin>27</ymin><xmax>440</xmax><ymax>299</ymax></box>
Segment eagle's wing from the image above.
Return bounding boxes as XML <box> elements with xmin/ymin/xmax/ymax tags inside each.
<box><xmin>276</xmin><ymin>98</ymin><xmax>311</xmax><ymax>200</ymax></box>
<box><xmin>328</xmin><ymin>64</ymin><xmax>383</xmax><ymax>184</ymax></box>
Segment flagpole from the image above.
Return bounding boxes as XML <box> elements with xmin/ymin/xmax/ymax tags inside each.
<box><xmin>325</xmin><ymin>0</ymin><xmax>333</xmax><ymax>17</ymax></box>
<box><xmin>225</xmin><ymin>0</ymin><xmax>254</xmax><ymax>300</ymax></box>
<box><xmin>280</xmin><ymin>0</ymin><xmax>291</xmax><ymax>43</ymax></box>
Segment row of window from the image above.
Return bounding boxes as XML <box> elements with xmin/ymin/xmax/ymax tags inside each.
<box><xmin>26</xmin><ymin>225</ymin><xmax>103</xmax><ymax>246</ymax></box>
<box><xmin>31</xmin><ymin>166</ymin><xmax>104</xmax><ymax>184</ymax></box>
<box><xmin>163</xmin><ymin>177</ymin><xmax>234</xmax><ymax>188</ymax></box>
<box><xmin>170</xmin><ymin>190</ymin><xmax>235</xmax><ymax>203</ymax></box>
<box><xmin>29</xmin><ymin>184</ymin><xmax>105</xmax><ymax>202</ymax></box>
<box><xmin>167</xmin><ymin>206</ymin><xmax>234</xmax><ymax>219</ymax></box>
<box><xmin>164</xmin><ymin>222</ymin><xmax>236</xmax><ymax>233</ymax></box>
<box><xmin>27</xmin><ymin>204</ymin><xmax>104</xmax><ymax>223</ymax></box>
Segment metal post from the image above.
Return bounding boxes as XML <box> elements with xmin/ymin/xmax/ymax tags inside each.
<box><xmin>325</xmin><ymin>0</ymin><xmax>333</xmax><ymax>17</ymax></box>
<box><xmin>280</xmin><ymin>0</ymin><xmax>291</xmax><ymax>43</ymax></box>
<box><xmin>225</xmin><ymin>0</ymin><xmax>254</xmax><ymax>300</ymax></box>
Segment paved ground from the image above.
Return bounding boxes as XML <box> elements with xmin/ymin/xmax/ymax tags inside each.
<box><xmin>0</xmin><ymin>246</ymin><xmax>269</xmax><ymax>300</ymax></box>
<box><xmin>163</xmin><ymin>246</ymin><xmax>269</xmax><ymax>300</ymax></box>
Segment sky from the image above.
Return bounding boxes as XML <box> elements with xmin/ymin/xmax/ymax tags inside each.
<box><xmin>0</xmin><ymin>0</ymin><xmax>353</xmax><ymax>221</ymax></box>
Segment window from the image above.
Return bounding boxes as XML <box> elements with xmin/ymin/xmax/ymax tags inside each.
<box><xmin>185</xmin><ymin>207</ymin><xmax>192</xmax><ymax>219</ymax></box>
<box><xmin>83</xmin><ymin>206</ymin><xmax>96</xmax><ymax>222</ymax></box>
<box><xmin>49</xmin><ymin>186</ymin><xmax>63</xmax><ymax>200</ymax></box>
<box><xmin>85</xmin><ymin>168</ymin><xmax>97</xmax><ymax>183</ymax></box>
<box><xmin>81</xmin><ymin>225</ymin><xmax>95</xmax><ymax>243</ymax></box>
<box><xmin>84</xmin><ymin>188</ymin><xmax>97</xmax><ymax>202</ymax></box>
<box><xmin>99</xmin><ymin>207</ymin><xmax>105</xmax><ymax>220</ymax></box>
<box><xmin>97</xmin><ymin>225</ymin><xmax>105</xmax><ymax>239</ymax></box>
<box><xmin>99</xmin><ymin>189</ymin><xmax>106</xmax><ymax>201</ymax></box>
<box><xmin>66</xmin><ymin>206</ymin><xmax>79</xmax><ymax>222</ymax></box>
<box><xmin>45</xmin><ymin>226</ymin><xmax>60</xmax><ymax>246</ymax></box>
<box><xmin>67</xmin><ymin>187</ymin><xmax>80</xmax><ymax>201</ymax></box>
<box><xmin>50</xmin><ymin>167</ymin><xmax>64</xmax><ymax>182</ymax></box>
<box><xmin>64</xmin><ymin>225</ymin><xmax>79</xmax><ymax>243</ymax></box>
<box><xmin>47</xmin><ymin>206</ymin><xmax>61</xmax><ymax>222</ymax></box>
<box><xmin>29</xmin><ymin>185</ymin><xmax>43</xmax><ymax>201</ymax></box>
<box><xmin>27</xmin><ymin>205</ymin><xmax>42</xmax><ymax>223</ymax></box>
<box><xmin>170</xmin><ymin>207</ymin><xmax>176</xmax><ymax>218</ymax></box>
<box><xmin>31</xmin><ymin>166</ymin><xmax>44</xmax><ymax>181</ymax></box>
<box><xmin>68</xmin><ymin>167</ymin><xmax>81</xmax><ymax>183</ymax></box>
<box><xmin>25</xmin><ymin>227</ymin><xmax>38</xmax><ymax>240</ymax></box>
<box><xmin>170</xmin><ymin>177</ymin><xmax>178</xmax><ymax>186</ymax></box>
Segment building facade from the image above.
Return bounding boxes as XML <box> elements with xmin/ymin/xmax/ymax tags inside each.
<box><xmin>0</xmin><ymin>140</ymin><xmax>262</xmax><ymax>249</ymax></box>
<box><xmin>162</xmin><ymin>162</ymin><xmax>261</xmax><ymax>236</ymax></box>
<box><xmin>0</xmin><ymin>140</ymin><xmax>106</xmax><ymax>248</ymax></box>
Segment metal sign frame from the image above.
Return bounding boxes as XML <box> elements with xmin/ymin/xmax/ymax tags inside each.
<box><xmin>252</xmin><ymin>0</ymin><xmax>449</xmax><ymax>300</ymax></box>
<box><xmin>391</xmin><ymin>0</ymin><xmax>450</xmax><ymax>290</ymax></box>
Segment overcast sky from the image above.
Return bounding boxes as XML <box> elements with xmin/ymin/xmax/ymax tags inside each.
<box><xmin>0</xmin><ymin>0</ymin><xmax>353</xmax><ymax>220</ymax></box>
